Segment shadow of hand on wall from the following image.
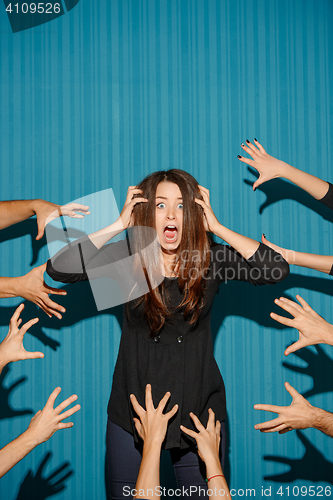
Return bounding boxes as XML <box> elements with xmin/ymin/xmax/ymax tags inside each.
<box><xmin>31</xmin><ymin>281</ymin><xmax>123</xmax><ymax>336</ymax></box>
<box><xmin>0</xmin><ymin>220</ymin><xmax>86</xmax><ymax>266</ymax></box>
<box><xmin>263</xmin><ymin>430</ymin><xmax>333</xmax><ymax>484</ymax></box>
<box><xmin>282</xmin><ymin>345</ymin><xmax>333</xmax><ymax>398</ymax></box>
<box><xmin>211</xmin><ymin>272</ymin><xmax>333</xmax><ymax>344</ymax></box>
<box><xmin>244</xmin><ymin>168</ymin><xmax>333</xmax><ymax>222</ymax></box>
<box><xmin>0</xmin><ymin>365</ymin><xmax>33</xmax><ymax>419</ymax></box>
<box><xmin>15</xmin><ymin>452</ymin><xmax>73</xmax><ymax>500</ymax></box>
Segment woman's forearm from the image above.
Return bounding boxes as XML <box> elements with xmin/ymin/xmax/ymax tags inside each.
<box><xmin>279</xmin><ymin>163</ymin><xmax>329</xmax><ymax>201</ymax></box>
<box><xmin>87</xmin><ymin>219</ymin><xmax>124</xmax><ymax>249</ymax></box>
<box><xmin>213</xmin><ymin>224</ymin><xmax>259</xmax><ymax>259</ymax></box>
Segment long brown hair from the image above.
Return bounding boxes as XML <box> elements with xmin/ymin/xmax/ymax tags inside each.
<box><xmin>130</xmin><ymin>169</ymin><xmax>211</xmax><ymax>334</ymax></box>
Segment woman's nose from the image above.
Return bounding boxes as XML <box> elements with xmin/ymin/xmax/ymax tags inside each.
<box><xmin>166</xmin><ymin>211</ymin><xmax>175</xmax><ymax>220</ymax></box>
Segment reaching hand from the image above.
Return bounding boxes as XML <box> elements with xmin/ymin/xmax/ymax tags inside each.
<box><xmin>26</xmin><ymin>387</ymin><xmax>80</xmax><ymax>445</ymax></box>
<box><xmin>254</xmin><ymin>382</ymin><xmax>315</xmax><ymax>434</ymax></box>
<box><xmin>130</xmin><ymin>384</ymin><xmax>178</xmax><ymax>448</ymax></box>
<box><xmin>237</xmin><ymin>139</ymin><xmax>288</xmax><ymax>191</ymax></box>
<box><xmin>34</xmin><ymin>200</ymin><xmax>90</xmax><ymax>240</ymax></box>
<box><xmin>271</xmin><ymin>295</ymin><xmax>333</xmax><ymax>355</ymax></box>
<box><xmin>0</xmin><ymin>304</ymin><xmax>43</xmax><ymax>367</ymax></box>
<box><xmin>261</xmin><ymin>234</ymin><xmax>289</xmax><ymax>261</ymax></box>
<box><xmin>180</xmin><ymin>409</ymin><xmax>221</xmax><ymax>465</ymax></box>
<box><xmin>194</xmin><ymin>186</ymin><xmax>220</xmax><ymax>233</ymax></box>
<box><xmin>16</xmin><ymin>263</ymin><xmax>66</xmax><ymax>319</ymax></box>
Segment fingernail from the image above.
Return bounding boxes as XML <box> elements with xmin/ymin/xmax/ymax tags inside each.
<box><xmin>246</xmin><ymin>139</ymin><xmax>250</xmax><ymax>144</ymax></box>
<box><xmin>241</xmin><ymin>143</ymin><xmax>245</xmax><ymax>147</ymax></box>
<box><xmin>237</xmin><ymin>155</ymin><xmax>242</xmax><ymax>159</ymax></box>
<box><xmin>262</xmin><ymin>233</ymin><xmax>265</xmax><ymax>238</ymax></box>
<box><xmin>254</xmin><ymin>138</ymin><xmax>257</xmax><ymax>142</ymax></box>
<box><xmin>61</xmin><ymin>308</ymin><xmax>66</xmax><ymax>313</ymax></box>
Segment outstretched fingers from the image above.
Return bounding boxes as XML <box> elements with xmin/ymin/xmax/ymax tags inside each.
<box><xmin>54</xmin><ymin>394</ymin><xmax>78</xmax><ymax>414</ymax></box>
<box><xmin>189</xmin><ymin>412</ymin><xmax>206</xmax><ymax>433</ymax></box>
<box><xmin>130</xmin><ymin>393</ymin><xmax>145</xmax><ymax>418</ymax></box>
<box><xmin>57</xmin><ymin>403</ymin><xmax>81</xmax><ymax>422</ymax></box>
<box><xmin>10</xmin><ymin>303</ymin><xmax>25</xmax><ymax>325</ymax></box>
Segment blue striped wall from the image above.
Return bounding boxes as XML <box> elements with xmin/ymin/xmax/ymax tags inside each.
<box><xmin>1</xmin><ymin>0</ymin><xmax>333</xmax><ymax>498</ymax></box>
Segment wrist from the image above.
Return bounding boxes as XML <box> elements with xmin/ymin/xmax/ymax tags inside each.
<box><xmin>30</xmin><ymin>199</ymin><xmax>44</xmax><ymax>215</ymax></box>
<box><xmin>142</xmin><ymin>438</ymin><xmax>163</xmax><ymax>455</ymax></box>
<box><xmin>2</xmin><ymin>276</ymin><xmax>21</xmax><ymax>298</ymax></box>
<box><xmin>204</xmin><ymin>456</ymin><xmax>223</xmax><ymax>478</ymax></box>
<box><xmin>22</xmin><ymin>427</ymin><xmax>41</xmax><ymax>448</ymax></box>
<box><xmin>278</xmin><ymin>161</ymin><xmax>294</xmax><ymax>180</ymax></box>
<box><xmin>322</xmin><ymin>322</ymin><xmax>333</xmax><ymax>346</ymax></box>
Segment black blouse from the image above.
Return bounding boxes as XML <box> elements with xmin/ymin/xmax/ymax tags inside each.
<box><xmin>319</xmin><ymin>182</ymin><xmax>333</xmax><ymax>275</ymax></box>
<box><xmin>46</xmin><ymin>237</ymin><xmax>289</xmax><ymax>449</ymax></box>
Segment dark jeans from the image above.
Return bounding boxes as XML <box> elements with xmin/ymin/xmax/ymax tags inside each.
<box><xmin>106</xmin><ymin>419</ymin><xmax>226</xmax><ymax>500</ymax></box>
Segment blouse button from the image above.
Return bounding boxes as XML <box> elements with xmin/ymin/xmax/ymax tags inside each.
<box><xmin>176</xmin><ymin>335</ymin><xmax>184</xmax><ymax>343</ymax></box>
<box><xmin>154</xmin><ymin>335</ymin><xmax>161</xmax><ymax>343</ymax></box>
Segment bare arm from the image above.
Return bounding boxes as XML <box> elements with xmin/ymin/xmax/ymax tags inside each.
<box><xmin>0</xmin><ymin>199</ymin><xmax>90</xmax><ymax>239</ymax></box>
<box><xmin>180</xmin><ymin>410</ymin><xmax>230</xmax><ymax>498</ymax></box>
<box><xmin>0</xmin><ymin>387</ymin><xmax>80</xmax><ymax>478</ymax></box>
<box><xmin>130</xmin><ymin>385</ymin><xmax>178</xmax><ymax>500</ymax></box>
<box><xmin>0</xmin><ymin>200</ymin><xmax>36</xmax><ymax>229</ymax></box>
<box><xmin>254</xmin><ymin>382</ymin><xmax>333</xmax><ymax>438</ymax></box>
<box><xmin>195</xmin><ymin>186</ymin><xmax>259</xmax><ymax>259</ymax></box>
<box><xmin>238</xmin><ymin>139</ymin><xmax>329</xmax><ymax>200</ymax></box>
<box><xmin>262</xmin><ymin>235</ymin><xmax>333</xmax><ymax>275</ymax></box>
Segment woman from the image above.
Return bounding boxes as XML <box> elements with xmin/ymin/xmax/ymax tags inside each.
<box><xmin>46</xmin><ymin>170</ymin><xmax>289</xmax><ymax>499</ymax></box>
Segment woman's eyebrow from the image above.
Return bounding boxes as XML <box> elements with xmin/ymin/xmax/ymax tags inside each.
<box><xmin>155</xmin><ymin>196</ymin><xmax>183</xmax><ymax>199</ymax></box>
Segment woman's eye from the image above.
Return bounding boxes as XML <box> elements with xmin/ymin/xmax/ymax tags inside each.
<box><xmin>156</xmin><ymin>202</ymin><xmax>166</xmax><ymax>209</ymax></box>
<box><xmin>177</xmin><ymin>203</ymin><xmax>183</xmax><ymax>209</ymax></box>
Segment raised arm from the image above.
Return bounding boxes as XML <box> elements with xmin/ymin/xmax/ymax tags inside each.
<box><xmin>0</xmin><ymin>199</ymin><xmax>90</xmax><ymax>239</ymax></box>
<box><xmin>130</xmin><ymin>384</ymin><xmax>178</xmax><ymax>500</ymax></box>
<box><xmin>237</xmin><ymin>139</ymin><xmax>330</xmax><ymax>201</ymax></box>
<box><xmin>194</xmin><ymin>186</ymin><xmax>289</xmax><ymax>285</ymax></box>
<box><xmin>46</xmin><ymin>186</ymin><xmax>148</xmax><ymax>283</ymax></box>
<box><xmin>254</xmin><ymin>382</ymin><xmax>333</xmax><ymax>438</ymax></box>
<box><xmin>0</xmin><ymin>387</ymin><xmax>80</xmax><ymax>478</ymax></box>
<box><xmin>195</xmin><ymin>185</ymin><xmax>259</xmax><ymax>258</ymax></box>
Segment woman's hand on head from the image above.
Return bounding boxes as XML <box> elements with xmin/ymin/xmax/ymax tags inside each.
<box><xmin>130</xmin><ymin>384</ymin><xmax>178</xmax><ymax>449</ymax></box>
<box><xmin>238</xmin><ymin>139</ymin><xmax>289</xmax><ymax>191</ymax></box>
<box><xmin>118</xmin><ymin>186</ymin><xmax>148</xmax><ymax>230</ymax></box>
<box><xmin>194</xmin><ymin>186</ymin><xmax>220</xmax><ymax>234</ymax></box>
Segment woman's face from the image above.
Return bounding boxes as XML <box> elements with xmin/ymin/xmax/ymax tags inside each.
<box><xmin>155</xmin><ymin>181</ymin><xmax>183</xmax><ymax>253</ymax></box>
